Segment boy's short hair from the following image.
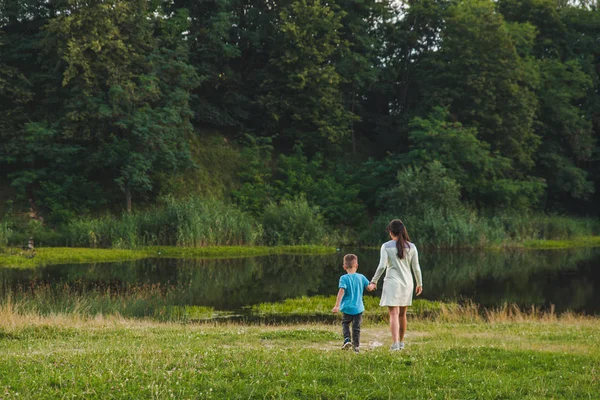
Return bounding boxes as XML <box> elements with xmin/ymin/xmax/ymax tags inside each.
<box><xmin>343</xmin><ymin>254</ymin><xmax>358</xmax><ymax>267</ymax></box>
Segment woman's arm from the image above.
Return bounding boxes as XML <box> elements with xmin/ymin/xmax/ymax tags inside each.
<box><xmin>370</xmin><ymin>244</ymin><xmax>388</xmax><ymax>285</ymax></box>
<box><xmin>411</xmin><ymin>245</ymin><xmax>423</xmax><ymax>293</ymax></box>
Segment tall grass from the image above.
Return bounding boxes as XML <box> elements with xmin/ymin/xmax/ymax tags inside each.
<box><xmin>63</xmin><ymin>197</ymin><xmax>261</xmax><ymax>248</ymax></box>
<box><xmin>1</xmin><ymin>282</ymin><xmax>220</xmax><ymax>322</ymax></box>
<box><xmin>0</xmin><ymin>221</ymin><xmax>12</xmax><ymax>248</ymax></box>
<box><xmin>361</xmin><ymin>209</ymin><xmax>600</xmax><ymax>249</ymax></box>
<box><xmin>2</xmin><ymin>285</ymin><xmax>588</xmax><ymax>324</ymax></box>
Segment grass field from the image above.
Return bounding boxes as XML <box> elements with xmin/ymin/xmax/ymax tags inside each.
<box><xmin>0</xmin><ymin>305</ymin><xmax>598</xmax><ymax>399</ymax></box>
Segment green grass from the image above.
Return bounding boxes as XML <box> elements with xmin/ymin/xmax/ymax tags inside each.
<box><xmin>0</xmin><ymin>245</ymin><xmax>337</xmax><ymax>268</ymax></box>
<box><xmin>0</xmin><ymin>312</ymin><xmax>598</xmax><ymax>399</ymax></box>
<box><xmin>522</xmin><ymin>236</ymin><xmax>600</xmax><ymax>249</ymax></box>
<box><xmin>1</xmin><ymin>281</ymin><xmax>228</xmax><ymax>321</ymax></box>
<box><xmin>251</xmin><ymin>296</ymin><xmax>456</xmax><ymax>320</ymax></box>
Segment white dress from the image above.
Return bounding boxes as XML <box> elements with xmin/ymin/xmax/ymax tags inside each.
<box><xmin>371</xmin><ymin>240</ymin><xmax>423</xmax><ymax>307</ymax></box>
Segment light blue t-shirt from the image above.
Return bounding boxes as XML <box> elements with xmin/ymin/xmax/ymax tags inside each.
<box><xmin>338</xmin><ymin>273</ymin><xmax>370</xmax><ymax>315</ymax></box>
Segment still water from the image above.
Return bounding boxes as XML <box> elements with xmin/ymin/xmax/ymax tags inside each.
<box><xmin>1</xmin><ymin>248</ymin><xmax>599</xmax><ymax>315</ymax></box>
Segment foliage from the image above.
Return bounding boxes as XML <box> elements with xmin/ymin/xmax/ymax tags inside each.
<box><xmin>0</xmin><ymin>221</ymin><xmax>11</xmax><ymax>248</ymax></box>
<box><xmin>406</xmin><ymin>108</ymin><xmax>546</xmax><ymax>210</ymax></box>
<box><xmin>260</xmin><ymin>0</ymin><xmax>355</xmax><ymax>153</ymax></box>
<box><xmin>418</xmin><ymin>0</ymin><xmax>540</xmax><ymax>173</ymax></box>
<box><xmin>63</xmin><ymin>197</ymin><xmax>260</xmax><ymax>248</ymax></box>
<box><xmin>379</xmin><ymin>161</ymin><xmax>463</xmax><ymax>216</ymax></box>
<box><xmin>1</xmin><ymin>0</ymin><xmax>599</xmax><ymax>232</ymax></box>
<box><xmin>273</xmin><ymin>148</ymin><xmax>366</xmax><ymax>225</ymax></box>
<box><xmin>1</xmin><ymin>0</ymin><xmax>198</xmax><ymax>216</ymax></box>
<box><xmin>231</xmin><ymin>135</ymin><xmax>276</xmax><ymax>216</ymax></box>
<box><xmin>262</xmin><ymin>198</ymin><xmax>327</xmax><ymax>245</ymax></box>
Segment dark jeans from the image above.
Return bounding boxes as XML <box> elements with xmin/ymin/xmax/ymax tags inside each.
<box><xmin>342</xmin><ymin>312</ymin><xmax>363</xmax><ymax>348</ymax></box>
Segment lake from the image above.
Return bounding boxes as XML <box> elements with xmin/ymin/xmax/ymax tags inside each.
<box><xmin>1</xmin><ymin>247</ymin><xmax>599</xmax><ymax>317</ymax></box>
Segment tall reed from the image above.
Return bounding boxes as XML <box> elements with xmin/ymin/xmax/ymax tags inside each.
<box><xmin>63</xmin><ymin>197</ymin><xmax>261</xmax><ymax>248</ymax></box>
<box><xmin>361</xmin><ymin>209</ymin><xmax>599</xmax><ymax>248</ymax></box>
<box><xmin>0</xmin><ymin>221</ymin><xmax>12</xmax><ymax>248</ymax></box>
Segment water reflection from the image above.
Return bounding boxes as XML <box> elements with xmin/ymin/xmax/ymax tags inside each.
<box><xmin>1</xmin><ymin>248</ymin><xmax>599</xmax><ymax>314</ymax></box>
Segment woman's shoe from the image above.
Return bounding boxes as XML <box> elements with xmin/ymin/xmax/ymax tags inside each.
<box><xmin>390</xmin><ymin>342</ymin><xmax>405</xmax><ymax>351</ymax></box>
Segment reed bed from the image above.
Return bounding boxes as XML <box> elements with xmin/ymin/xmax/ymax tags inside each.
<box><xmin>2</xmin><ymin>196</ymin><xmax>599</xmax><ymax>251</ymax></box>
<box><xmin>0</xmin><ymin>221</ymin><xmax>11</xmax><ymax>248</ymax></box>
<box><xmin>362</xmin><ymin>210</ymin><xmax>599</xmax><ymax>249</ymax></box>
<box><xmin>63</xmin><ymin>197</ymin><xmax>261</xmax><ymax>248</ymax></box>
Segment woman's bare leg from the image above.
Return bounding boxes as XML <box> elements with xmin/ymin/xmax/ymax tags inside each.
<box><xmin>388</xmin><ymin>306</ymin><xmax>399</xmax><ymax>343</ymax></box>
<box><xmin>398</xmin><ymin>306</ymin><xmax>408</xmax><ymax>342</ymax></box>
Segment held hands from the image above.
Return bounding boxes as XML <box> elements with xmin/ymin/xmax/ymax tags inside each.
<box><xmin>415</xmin><ymin>286</ymin><xmax>423</xmax><ymax>296</ymax></box>
<box><xmin>367</xmin><ymin>283</ymin><xmax>377</xmax><ymax>292</ymax></box>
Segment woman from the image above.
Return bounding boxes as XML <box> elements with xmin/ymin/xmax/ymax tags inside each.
<box><xmin>368</xmin><ymin>219</ymin><xmax>423</xmax><ymax>351</ymax></box>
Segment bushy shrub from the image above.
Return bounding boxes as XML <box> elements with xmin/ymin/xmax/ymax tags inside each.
<box><xmin>378</xmin><ymin>161</ymin><xmax>463</xmax><ymax>216</ymax></box>
<box><xmin>5</xmin><ymin>219</ymin><xmax>62</xmax><ymax>247</ymax></box>
<box><xmin>262</xmin><ymin>198</ymin><xmax>327</xmax><ymax>245</ymax></box>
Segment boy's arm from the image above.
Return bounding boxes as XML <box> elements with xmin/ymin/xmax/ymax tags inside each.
<box><xmin>332</xmin><ymin>288</ymin><xmax>345</xmax><ymax>313</ymax></box>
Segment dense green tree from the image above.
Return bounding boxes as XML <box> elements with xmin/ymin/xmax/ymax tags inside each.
<box><xmin>418</xmin><ymin>0</ymin><xmax>540</xmax><ymax>174</ymax></box>
<box><xmin>260</xmin><ymin>0</ymin><xmax>354</xmax><ymax>153</ymax></box>
<box><xmin>561</xmin><ymin>5</ymin><xmax>600</xmax><ymax>213</ymax></box>
<box><xmin>358</xmin><ymin>0</ymin><xmax>450</xmax><ymax>154</ymax></box>
<box><xmin>329</xmin><ymin>0</ymin><xmax>393</xmax><ymax>153</ymax></box>
<box><xmin>2</xmin><ymin>0</ymin><xmax>600</xmax><ymax>226</ymax></box>
<box><xmin>170</xmin><ymin>0</ymin><xmax>255</xmax><ymax>129</ymax></box>
<box><xmin>42</xmin><ymin>0</ymin><xmax>198</xmax><ymax>212</ymax></box>
<box><xmin>0</xmin><ymin>2</ymin><xmax>86</xmax><ymax>221</ymax></box>
<box><xmin>405</xmin><ymin>108</ymin><xmax>545</xmax><ymax>209</ymax></box>
<box><xmin>498</xmin><ymin>0</ymin><xmax>597</xmax><ymax>210</ymax></box>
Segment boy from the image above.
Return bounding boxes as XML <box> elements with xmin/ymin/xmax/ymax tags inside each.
<box><xmin>332</xmin><ymin>254</ymin><xmax>370</xmax><ymax>353</ymax></box>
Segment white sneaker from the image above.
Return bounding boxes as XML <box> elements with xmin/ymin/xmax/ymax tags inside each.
<box><xmin>390</xmin><ymin>342</ymin><xmax>405</xmax><ymax>351</ymax></box>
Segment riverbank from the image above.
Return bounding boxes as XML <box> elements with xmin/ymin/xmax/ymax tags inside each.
<box><xmin>0</xmin><ymin>245</ymin><xmax>337</xmax><ymax>268</ymax></box>
<box><xmin>1</xmin><ymin>236</ymin><xmax>600</xmax><ymax>268</ymax></box>
<box><xmin>0</xmin><ymin>308</ymin><xmax>598</xmax><ymax>399</ymax></box>
<box><xmin>521</xmin><ymin>236</ymin><xmax>600</xmax><ymax>249</ymax></box>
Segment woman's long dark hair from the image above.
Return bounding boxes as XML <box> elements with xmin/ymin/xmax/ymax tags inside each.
<box><xmin>386</xmin><ymin>219</ymin><xmax>411</xmax><ymax>259</ymax></box>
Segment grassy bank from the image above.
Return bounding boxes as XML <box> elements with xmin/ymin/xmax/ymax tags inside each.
<box><xmin>0</xmin><ymin>307</ymin><xmax>598</xmax><ymax>399</ymax></box>
<box><xmin>0</xmin><ymin>245</ymin><xmax>336</xmax><ymax>268</ymax></box>
<box><xmin>2</xmin><ymin>234</ymin><xmax>599</xmax><ymax>268</ymax></box>
<box><xmin>522</xmin><ymin>236</ymin><xmax>600</xmax><ymax>249</ymax></box>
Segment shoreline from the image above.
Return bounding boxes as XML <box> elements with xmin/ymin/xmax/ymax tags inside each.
<box><xmin>0</xmin><ymin>245</ymin><xmax>337</xmax><ymax>268</ymax></box>
<box><xmin>1</xmin><ymin>236</ymin><xmax>599</xmax><ymax>268</ymax></box>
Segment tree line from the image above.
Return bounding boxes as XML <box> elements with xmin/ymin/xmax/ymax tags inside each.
<box><xmin>1</xmin><ymin>0</ymin><xmax>599</xmax><ymax>229</ymax></box>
